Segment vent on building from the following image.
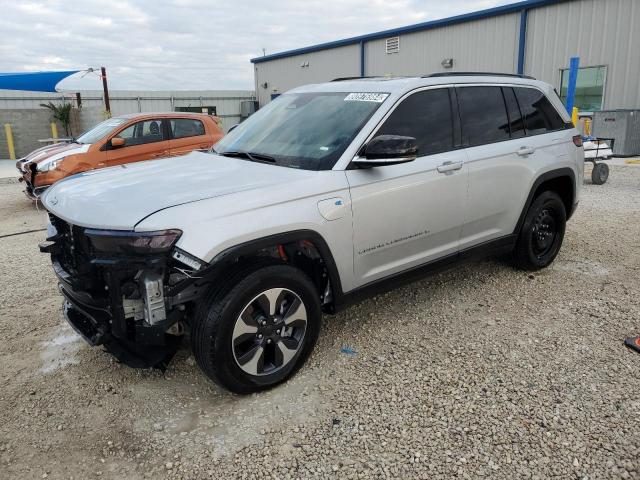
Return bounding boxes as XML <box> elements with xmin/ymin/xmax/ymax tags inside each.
<box><xmin>385</xmin><ymin>36</ymin><xmax>400</xmax><ymax>54</ymax></box>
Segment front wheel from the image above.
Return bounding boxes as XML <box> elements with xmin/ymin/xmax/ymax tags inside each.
<box><xmin>191</xmin><ymin>263</ymin><xmax>321</xmax><ymax>394</ymax></box>
<box><xmin>513</xmin><ymin>191</ymin><xmax>566</xmax><ymax>271</ymax></box>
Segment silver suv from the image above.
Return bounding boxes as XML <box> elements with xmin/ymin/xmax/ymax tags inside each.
<box><xmin>41</xmin><ymin>74</ymin><xmax>584</xmax><ymax>393</ymax></box>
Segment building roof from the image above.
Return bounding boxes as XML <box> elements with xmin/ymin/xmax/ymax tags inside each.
<box><xmin>250</xmin><ymin>0</ymin><xmax>564</xmax><ymax>64</ymax></box>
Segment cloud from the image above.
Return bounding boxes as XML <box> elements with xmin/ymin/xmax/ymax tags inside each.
<box><xmin>0</xmin><ymin>0</ymin><xmax>513</xmax><ymax>91</ymax></box>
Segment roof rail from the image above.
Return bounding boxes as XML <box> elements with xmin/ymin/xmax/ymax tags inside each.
<box><xmin>424</xmin><ymin>72</ymin><xmax>536</xmax><ymax>80</ymax></box>
<box><xmin>331</xmin><ymin>76</ymin><xmax>380</xmax><ymax>82</ymax></box>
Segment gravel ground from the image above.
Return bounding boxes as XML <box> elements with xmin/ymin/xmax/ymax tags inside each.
<box><xmin>0</xmin><ymin>164</ymin><xmax>639</xmax><ymax>480</ymax></box>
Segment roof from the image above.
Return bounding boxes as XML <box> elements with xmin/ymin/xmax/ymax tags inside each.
<box><xmin>115</xmin><ymin>112</ymin><xmax>215</xmax><ymax>120</ymax></box>
<box><xmin>288</xmin><ymin>74</ymin><xmax>552</xmax><ymax>95</ymax></box>
<box><xmin>250</xmin><ymin>0</ymin><xmax>564</xmax><ymax>64</ymax></box>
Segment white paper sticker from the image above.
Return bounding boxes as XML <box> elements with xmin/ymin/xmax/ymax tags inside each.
<box><xmin>344</xmin><ymin>92</ymin><xmax>389</xmax><ymax>103</ymax></box>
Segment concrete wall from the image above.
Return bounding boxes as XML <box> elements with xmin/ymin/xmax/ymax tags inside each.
<box><xmin>253</xmin><ymin>44</ymin><xmax>360</xmax><ymax>106</ymax></box>
<box><xmin>0</xmin><ymin>89</ymin><xmax>256</xmax><ymax>134</ymax></box>
<box><xmin>364</xmin><ymin>13</ymin><xmax>519</xmax><ymax>77</ymax></box>
<box><xmin>524</xmin><ymin>0</ymin><xmax>640</xmax><ymax>110</ymax></box>
<box><xmin>0</xmin><ymin>108</ymin><xmax>82</xmax><ymax>158</ymax></box>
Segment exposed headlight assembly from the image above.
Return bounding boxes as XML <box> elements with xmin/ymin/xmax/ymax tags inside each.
<box><xmin>85</xmin><ymin>229</ymin><xmax>182</xmax><ymax>255</ymax></box>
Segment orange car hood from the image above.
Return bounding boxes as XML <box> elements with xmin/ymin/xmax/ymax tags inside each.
<box><xmin>24</xmin><ymin>142</ymin><xmax>90</xmax><ymax>165</ymax></box>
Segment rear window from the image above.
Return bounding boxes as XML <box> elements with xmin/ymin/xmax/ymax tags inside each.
<box><xmin>513</xmin><ymin>87</ymin><xmax>566</xmax><ymax>135</ymax></box>
<box><xmin>457</xmin><ymin>86</ymin><xmax>510</xmax><ymax>147</ymax></box>
<box><xmin>170</xmin><ymin>119</ymin><xmax>206</xmax><ymax>139</ymax></box>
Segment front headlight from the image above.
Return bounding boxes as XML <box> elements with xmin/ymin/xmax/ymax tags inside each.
<box><xmin>84</xmin><ymin>229</ymin><xmax>182</xmax><ymax>255</ymax></box>
<box><xmin>37</xmin><ymin>158</ymin><xmax>63</xmax><ymax>172</ymax></box>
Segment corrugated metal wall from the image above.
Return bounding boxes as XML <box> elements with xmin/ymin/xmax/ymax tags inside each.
<box><xmin>253</xmin><ymin>45</ymin><xmax>360</xmax><ymax>105</ymax></box>
<box><xmin>525</xmin><ymin>0</ymin><xmax>640</xmax><ymax>110</ymax></box>
<box><xmin>364</xmin><ymin>13</ymin><xmax>520</xmax><ymax>77</ymax></box>
<box><xmin>0</xmin><ymin>90</ymin><xmax>255</xmax><ymax>131</ymax></box>
<box><xmin>253</xmin><ymin>0</ymin><xmax>640</xmax><ymax>110</ymax></box>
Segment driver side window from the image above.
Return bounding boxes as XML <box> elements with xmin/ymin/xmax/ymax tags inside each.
<box><xmin>376</xmin><ymin>88</ymin><xmax>454</xmax><ymax>157</ymax></box>
<box><xmin>117</xmin><ymin>120</ymin><xmax>164</xmax><ymax>146</ymax></box>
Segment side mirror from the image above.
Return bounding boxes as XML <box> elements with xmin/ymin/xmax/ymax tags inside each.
<box><xmin>227</xmin><ymin>124</ymin><xmax>239</xmax><ymax>133</ymax></box>
<box><xmin>110</xmin><ymin>137</ymin><xmax>125</xmax><ymax>148</ymax></box>
<box><xmin>353</xmin><ymin>135</ymin><xmax>418</xmax><ymax>168</ymax></box>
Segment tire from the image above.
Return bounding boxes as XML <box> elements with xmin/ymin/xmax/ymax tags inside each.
<box><xmin>592</xmin><ymin>163</ymin><xmax>609</xmax><ymax>185</ymax></box>
<box><xmin>191</xmin><ymin>261</ymin><xmax>321</xmax><ymax>394</ymax></box>
<box><xmin>513</xmin><ymin>191</ymin><xmax>566</xmax><ymax>271</ymax></box>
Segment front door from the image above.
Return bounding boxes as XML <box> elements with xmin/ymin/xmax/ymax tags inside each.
<box><xmin>106</xmin><ymin>118</ymin><xmax>170</xmax><ymax>166</ymax></box>
<box><xmin>346</xmin><ymin>87</ymin><xmax>468</xmax><ymax>287</ymax></box>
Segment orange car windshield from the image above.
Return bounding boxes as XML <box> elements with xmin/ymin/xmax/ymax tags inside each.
<box><xmin>76</xmin><ymin>118</ymin><xmax>127</xmax><ymax>144</ymax></box>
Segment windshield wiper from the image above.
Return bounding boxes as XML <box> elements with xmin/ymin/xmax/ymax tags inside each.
<box><xmin>219</xmin><ymin>150</ymin><xmax>277</xmax><ymax>164</ymax></box>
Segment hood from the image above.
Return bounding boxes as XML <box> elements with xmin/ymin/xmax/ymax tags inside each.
<box><xmin>24</xmin><ymin>142</ymin><xmax>91</xmax><ymax>165</ymax></box>
<box><xmin>42</xmin><ymin>151</ymin><xmax>315</xmax><ymax>230</ymax></box>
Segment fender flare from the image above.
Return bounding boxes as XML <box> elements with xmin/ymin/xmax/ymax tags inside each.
<box><xmin>513</xmin><ymin>167</ymin><xmax>576</xmax><ymax>235</ymax></box>
<box><xmin>194</xmin><ymin>229</ymin><xmax>345</xmax><ymax>299</ymax></box>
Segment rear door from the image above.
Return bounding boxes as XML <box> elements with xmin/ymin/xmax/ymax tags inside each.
<box><xmin>459</xmin><ymin>85</ymin><xmax>571</xmax><ymax>249</ymax></box>
<box><xmin>168</xmin><ymin>118</ymin><xmax>211</xmax><ymax>157</ymax></box>
<box><xmin>346</xmin><ymin>87</ymin><xmax>468</xmax><ymax>287</ymax></box>
<box><xmin>105</xmin><ymin>118</ymin><xmax>169</xmax><ymax>166</ymax></box>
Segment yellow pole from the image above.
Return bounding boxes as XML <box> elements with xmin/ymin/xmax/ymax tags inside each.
<box><xmin>584</xmin><ymin>118</ymin><xmax>591</xmax><ymax>136</ymax></box>
<box><xmin>571</xmin><ymin>107</ymin><xmax>579</xmax><ymax>127</ymax></box>
<box><xmin>4</xmin><ymin>123</ymin><xmax>16</xmax><ymax>160</ymax></box>
<box><xmin>51</xmin><ymin>122</ymin><xmax>58</xmax><ymax>140</ymax></box>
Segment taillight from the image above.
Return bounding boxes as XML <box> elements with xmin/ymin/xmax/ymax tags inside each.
<box><xmin>572</xmin><ymin>135</ymin><xmax>583</xmax><ymax>147</ymax></box>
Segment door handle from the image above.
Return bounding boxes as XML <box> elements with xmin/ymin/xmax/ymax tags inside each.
<box><xmin>152</xmin><ymin>151</ymin><xmax>168</xmax><ymax>157</ymax></box>
<box><xmin>437</xmin><ymin>161</ymin><xmax>463</xmax><ymax>173</ymax></box>
<box><xmin>516</xmin><ymin>146</ymin><xmax>535</xmax><ymax>156</ymax></box>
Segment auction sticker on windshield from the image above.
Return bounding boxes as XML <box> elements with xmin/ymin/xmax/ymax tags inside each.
<box><xmin>344</xmin><ymin>93</ymin><xmax>389</xmax><ymax>102</ymax></box>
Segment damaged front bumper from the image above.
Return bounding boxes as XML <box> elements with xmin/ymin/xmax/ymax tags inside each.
<box><xmin>41</xmin><ymin>215</ymin><xmax>205</xmax><ymax>369</ymax></box>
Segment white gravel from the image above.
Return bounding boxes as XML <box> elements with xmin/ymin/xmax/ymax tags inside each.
<box><xmin>0</xmin><ymin>164</ymin><xmax>639</xmax><ymax>479</ymax></box>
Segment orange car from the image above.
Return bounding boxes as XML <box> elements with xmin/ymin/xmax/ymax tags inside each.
<box><xmin>16</xmin><ymin>112</ymin><xmax>224</xmax><ymax>199</ymax></box>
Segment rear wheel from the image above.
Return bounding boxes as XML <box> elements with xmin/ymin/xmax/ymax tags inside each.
<box><xmin>513</xmin><ymin>191</ymin><xmax>566</xmax><ymax>270</ymax></box>
<box><xmin>191</xmin><ymin>262</ymin><xmax>321</xmax><ymax>394</ymax></box>
<box><xmin>591</xmin><ymin>163</ymin><xmax>609</xmax><ymax>185</ymax></box>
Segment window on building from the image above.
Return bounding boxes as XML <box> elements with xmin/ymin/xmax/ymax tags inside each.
<box><xmin>457</xmin><ymin>86</ymin><xmax>511</xmax><ymax>146</ymax></box>
<box><xmin>175</xmin><ymin>106</ymin><xmax>217</xmax><ymax>115</ymax></box>
<box><xmin>559</xmin><ymin>66</ymin><xmax>606</xmax><ymax>112</ymax></box>
<box><xmin>514</xmin><ymin>87</ymin><xmax>566</xmax><ymax>135</ymax></box>
<box><xmin>170</xmin><ymin>119</ymin><xmax>206</xmax><ymax>139</ymax></box>
<box><xmin>376</xmin><ymin>88</ymin><xmax>454</xmax><ymax>157</ymax></box>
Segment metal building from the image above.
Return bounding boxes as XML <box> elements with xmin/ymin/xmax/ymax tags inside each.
<box><xmin>0</xmin><ymin>89</ymin><xmax>256</xmax><ymax>132</ymax></box>
<box><xmin>251</xmin><ymin>0</ymin><xmax>640</xmax><ymax>112</ymax></box>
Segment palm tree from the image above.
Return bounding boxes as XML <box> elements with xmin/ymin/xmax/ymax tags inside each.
<box><xmin>40</xmin><ymin>102</ymin><xmax>74</xmax><ymax>137</ymax></box>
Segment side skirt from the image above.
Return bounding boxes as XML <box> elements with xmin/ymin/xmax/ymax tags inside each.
<box><xmin>333</xmin><ymin>234</ymin><xmax>517</xmax><ymax>312</ymax></box>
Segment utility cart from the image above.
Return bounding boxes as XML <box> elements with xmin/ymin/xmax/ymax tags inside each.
<box><xmin>583</xmin><ymin>137</ymin><xmax>614</xmax><ymax>185</ymax></box>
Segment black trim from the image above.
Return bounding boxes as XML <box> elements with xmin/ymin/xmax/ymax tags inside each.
<box><xmin>426</xmin><ymin>72</ymin><xmax>536</xmax><ymax>80</ymax></box>
<box><xmin>513</xmin><ymin>167</ymin><xmax>576</xmax><ymax>234</ymax></box>
<box><xmin>450</xmin><ymin>87</ymin><xmax>463</xmax><ymax>149</ymax></box>
<box><xmin>185</xmin><ymin>230</ymin><xmax>344</xmax><ymax>301</ymax></box>
<box><xmin>334</xmin><ymin>234</ymin><xmax>517</xmax><ymax>311</ymax></box>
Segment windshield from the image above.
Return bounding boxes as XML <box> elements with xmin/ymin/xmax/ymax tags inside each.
<box><xmin>76</xmin><ymin>118</ymin><xmax>127</xmax><ymax>144</ymax></box>
<box><xmin>215</xmin><ymin>91</ymin><xmax>388</xmax><ymax>170</ymax></box>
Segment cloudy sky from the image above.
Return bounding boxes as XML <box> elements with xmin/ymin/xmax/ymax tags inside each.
<box><xmin>0</xmin><ymin>0</ymin><xmax>513</xmax><ymax>91</ymax></box>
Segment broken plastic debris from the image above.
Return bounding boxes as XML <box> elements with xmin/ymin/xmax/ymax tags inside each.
<box><xmin>340</xmin><ymin>346</ymin><xmax>357</xmax><ymax>356</ymax></box>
